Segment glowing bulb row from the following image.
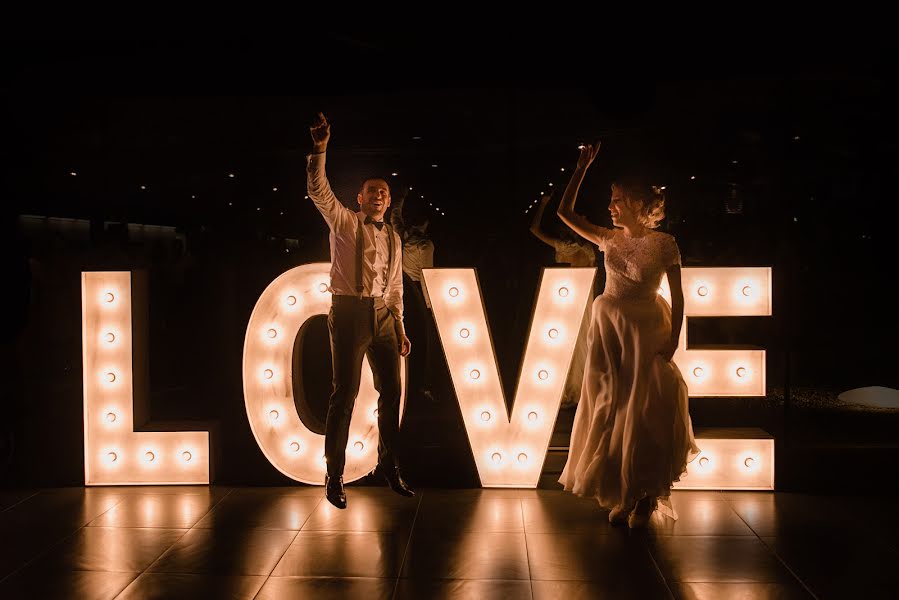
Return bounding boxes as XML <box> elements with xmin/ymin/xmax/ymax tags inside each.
<box><xmin>274</xmin><ymin>436</ymin><xmax>364</xmax><ymax>455</ymax></box>
<box><xmin>480</xmin><ymin>410</ymin><xmax>540</xmax><ymax>423</ymax></box>
<box><xmin>469</xmin><ymin>368</ymin><xmax>550</xmax><ymax>381</ymax></box>
<box><xmin>266</xmin><ymin>409</ymin><xmax>369</xmax><ymax>452</ymax></box>
<box><xmin>99</xmin><ymin>293</ymin><xmax>122</xmax><ymax>390</ymax></box>
<box><xmin>448</xmin><ymin>286</ymin><xmax>570</xmax><ymax>299</ymax></box>
<box><xmin>282</xmin><ymin>284</ymin><xmax>329</xmax><ymax>308</ymax></box>
<box><xmin>458</xmin><ymin>326</ymin><xmax>560</xmax><ymax>342</ymax></box>
<box><xmin>490</xmin><ymin>452</ymin><xmax>530</xmax><ymax>464</ymax></box>
<box><xmin>696</xmin><ymin>455</ymin><xmax>757</xmax><ymax>470</ymax></box>
<box><xmin>105</xmin><ymin>450</ymin><xmax>194</xmax><ymax>464</ymax></box>
<box><xmin>691</xmin><ymin>366</ymin><xmax>750</xmax><ymax>379</ymax></box>
<box><xmin>269</xmin><ymin>407</ymin><xmax>378</xmax><ymax>423</ymax></box>
<box><xmin>283</xmin><ymin>441</ymin><xmax>366</xmax><ymax>455</ymax></box>
<box><xmin>695</xmin><ymin>285</ymin><xmax>753</xmax><ymax>298</ymax></box>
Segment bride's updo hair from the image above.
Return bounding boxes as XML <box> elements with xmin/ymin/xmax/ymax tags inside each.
<box><xmin>611</xmin><ymin>179</ymin><xmax>666</xmax><ymax>229</ymax></box>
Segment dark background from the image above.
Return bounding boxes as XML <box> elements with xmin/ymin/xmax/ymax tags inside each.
<box><xmin>3</xmin><ymin>35</ymin><xmax>897</xmax><ymax>489</ymax></box>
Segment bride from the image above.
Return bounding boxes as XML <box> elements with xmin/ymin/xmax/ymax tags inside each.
<box><xmin>557</xmin><ymin>141</ymin><xmax>700</xmax><ymax>528</ymax></box>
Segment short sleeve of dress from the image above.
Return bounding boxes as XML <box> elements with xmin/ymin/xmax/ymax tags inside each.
<box><xmin>660</xmin><ymin>234</ymin><xmax>682</xmax><ymax>267</ymax></box>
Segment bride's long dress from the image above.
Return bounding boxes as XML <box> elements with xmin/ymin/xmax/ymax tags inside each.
<box><xmin>559</xmin><ymin>228</ymin><xmax>700</xmax><ymax>518</ymax></box>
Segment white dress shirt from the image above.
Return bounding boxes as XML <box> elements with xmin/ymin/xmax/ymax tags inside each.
<box><xmin>306</xmin><ymin>151</ymin><xmax>404</xmax><ymax>329</ymax></box>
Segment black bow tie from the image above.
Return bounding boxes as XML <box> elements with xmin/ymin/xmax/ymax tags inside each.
<box><xmin>364</xmin><ymin>216</ymin><xmax>385</xmax><ymax>230</ymax></box>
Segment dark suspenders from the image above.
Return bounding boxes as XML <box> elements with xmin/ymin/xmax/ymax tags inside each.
<box><xmin>355</xmin><ymin>217</ymin><xmax>364</xmax><ymax>296</ymax></box>
<box><xmin>354</xmin><ymin>215</ymin><xmax>395</xmax><ymax>298</ymax></box>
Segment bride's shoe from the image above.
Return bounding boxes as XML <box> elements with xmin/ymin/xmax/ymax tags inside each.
<box><xmin>608</xmin><ymin>503</ymin><xmax>634</xmax><ymax>525</ymax></box>
<box><xmin>628</xmin><ymin>497</ymin><xmax>655</xmax><ymax>529</ymax></box>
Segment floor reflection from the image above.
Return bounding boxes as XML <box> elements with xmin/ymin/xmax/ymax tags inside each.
<box><xmin>1</xmin><ymin>487</ymin><xmax>878</xmax><ymax>598</ymax></box>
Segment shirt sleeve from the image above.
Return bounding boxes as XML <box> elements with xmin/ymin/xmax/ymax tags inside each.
<box><xmin>306</xmin><ymin>151</ymin><xmax>353</xmax><ymax>231</ymax></box>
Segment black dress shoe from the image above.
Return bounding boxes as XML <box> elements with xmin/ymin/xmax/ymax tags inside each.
<box><xmin>373</xmin><ymin>464</ymin><xmax>415</xmax><ymax>497</ymax></box>
<box><xmin>325</xmin><ymin>474</ymin><xmax>347</xmax><ymax>509</ymax></box>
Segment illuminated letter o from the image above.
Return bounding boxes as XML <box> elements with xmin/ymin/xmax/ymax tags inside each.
<box><xmin>243</xmin><ymin>263</ymin><xmax>406</xmax><ymax>484</ymax></box>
